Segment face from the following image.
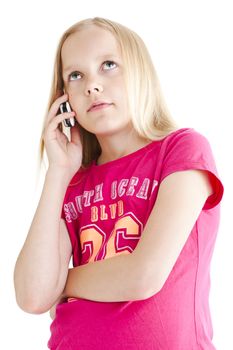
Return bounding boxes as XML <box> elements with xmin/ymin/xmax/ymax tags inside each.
<box><xmin>61</xmin><ymin>25</ymin><xmax>133</xmax><ymax>136</ymax></box>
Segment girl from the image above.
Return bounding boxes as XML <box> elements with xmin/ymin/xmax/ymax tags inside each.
<box><xmin>14</xmin><ymin>17</ymin><xmax>224</xmax><ymax>349</ymax></box>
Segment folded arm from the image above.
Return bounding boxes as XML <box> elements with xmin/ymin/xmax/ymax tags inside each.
<box><xmin>59</xmin><ymin>169</ymin><xmax>212</xmax><ymax>306</ymax></box>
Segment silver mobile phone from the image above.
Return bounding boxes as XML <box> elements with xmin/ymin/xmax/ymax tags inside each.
<box><xmin>59</xmin><ymin>101</ymin><xmax>76</xmax><ymax>127</ymax></box>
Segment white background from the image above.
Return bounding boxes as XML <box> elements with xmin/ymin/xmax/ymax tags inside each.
<box><xmin>0</xmin><ymin>0</ymin><xmax>232</xmax><ymax>349</ymax></box>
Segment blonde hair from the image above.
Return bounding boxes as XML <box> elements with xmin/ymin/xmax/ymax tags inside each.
<box><xmin>38</xmin><ymin>17</ymin><xmax>179</xmax><ymax>175</ymax></box>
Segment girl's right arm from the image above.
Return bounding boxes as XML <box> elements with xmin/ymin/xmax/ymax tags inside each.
<box><xmin>13</xmin><ymin>92</ymin><xmax>83</xmax><ymax>313</ymax></box>
<box><xmin>14</xmin><ymin>166</ymin><xmax>71</xmax><ymax>313</ymax></box>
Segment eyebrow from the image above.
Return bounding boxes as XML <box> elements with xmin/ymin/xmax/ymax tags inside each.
<box><xmin>63</xmin><ymin>54</ymin><xmax>119</xmax><ymax>73</ymax></box>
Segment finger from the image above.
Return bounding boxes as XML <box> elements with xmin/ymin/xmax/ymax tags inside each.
<box><xmin>43</xmin><ymin>112</ymin><xmax>75</xmax><ymax>141</ymax></box>
<box><xmin>56</xmin><ymin>127</ymin><xmax>69</xmax><ymax>145</ymax></box>
<box><xmin>46</xmin><ymin>93</ymin><xmax>69</xmax><ymax>125</ymax></box>
<box><xmin>49</xmin><ymin>111</ymin><xmax>76</xmax><ymax>130</ymax></box>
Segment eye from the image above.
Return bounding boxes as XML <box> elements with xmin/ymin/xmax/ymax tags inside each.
<box><xmin>67</xmin><ymin>60</ymin><xmax>117</xmax><ymax>81</ymax></box>
<box><xmin>102</xmin><ymin>60</ymin><xmax>117</xmax><ymax>70</ymax></box>
<box><xmin>68</xmin><ymin>71</ymin><xmax>82</xmax><ymax>81</ymax></box>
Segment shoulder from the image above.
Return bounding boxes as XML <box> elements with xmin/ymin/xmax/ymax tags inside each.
<box><xmin>158</xmin><ymin>127</ymin><xmax>224</xmax><ymax>210</ymax></box>
<box><xmin>162</xmin><ymin>127</ymin><xmax>214</xmax><ymax>161</ymax></box>
<box><xmin>165</xmin><ymin>127</ymin><xmax>210</xmax><ymax>148</ymax></box>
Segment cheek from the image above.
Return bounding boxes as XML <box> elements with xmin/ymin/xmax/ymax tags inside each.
<box><xmin>113</xmin><ymin>78</ymin><xmax>128</xmax><ymax>103</ymax></box>
<box><xmin>116</xmin><ymin>89</ymin><xmax>128</xmax><ymax>111</ymax></box>
<box><xmin>67</xmin><ymin>94</ymin><xmax>84</xmax><ymax>113</ymax></box>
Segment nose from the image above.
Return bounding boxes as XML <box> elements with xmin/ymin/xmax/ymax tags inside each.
<box><xmin>85</xmin><ymin>82</ymin><xmax>103</xmax><ymax>96</ymax></box>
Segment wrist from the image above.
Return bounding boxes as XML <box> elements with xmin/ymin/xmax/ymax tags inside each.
<box><xmin>48</xmin><ymin>164</ymin><xmax>70</xmax><ymax>174</ymax></box>
<box><xmin>46</xmin><ymin>165</ymin><xmax>72</xmax><ymax>182</ymax></box>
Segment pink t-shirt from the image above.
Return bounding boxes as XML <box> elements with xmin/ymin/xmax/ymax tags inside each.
<box><xmin>48</xmin><ymin>127</ymin><xmax>224</xmax><ymax>350</ymax></box>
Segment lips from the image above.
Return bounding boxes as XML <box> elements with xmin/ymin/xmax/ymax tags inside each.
<box><xmin>87</xmin><ymin>101</ymin><xmax>112</xmax><ymax>112</ymax></box>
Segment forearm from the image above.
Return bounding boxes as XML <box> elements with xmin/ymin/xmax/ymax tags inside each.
<box><xmin>63</xmin><ymin>253</ymin><xmax>147</xmax><ymax>302</ymax></box>
<box><xmin>14</xmin><ymin>166</ymin><xmax>71</xmax><ymax>311</ymax></box>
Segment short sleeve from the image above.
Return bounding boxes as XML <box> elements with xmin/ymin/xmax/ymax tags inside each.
<box><xmin>160</xmin><ymin>129</ymin><xmax>224</xmax><ymax>210</ymax></box>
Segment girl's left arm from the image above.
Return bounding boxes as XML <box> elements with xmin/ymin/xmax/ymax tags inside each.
<box><xmin>62</xmin><ymin>252</ymin><xmax>148</xmax><ymax>303</ymax></box>
<box><xmin>62</xmin><ymin>169</ymin><xmax>213</xmax><ymax>303</ymax></box>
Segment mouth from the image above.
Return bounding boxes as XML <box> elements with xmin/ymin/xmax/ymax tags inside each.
<box><xmin>88</xmin><ymin>103</ymin><xmax>113</xmax><ymax>112</ymax></box>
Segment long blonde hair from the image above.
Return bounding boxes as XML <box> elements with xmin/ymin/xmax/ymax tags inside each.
<box><xmin>38</xmin><ymin>17</ymin><xmax>179</xmax><ymax>174</ymax></box>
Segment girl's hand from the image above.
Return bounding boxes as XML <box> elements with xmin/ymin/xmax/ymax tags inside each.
<box><xmin>42</xmin><ymin>93</ymin><xmax>83</xmax><ymax>178</ymax></box>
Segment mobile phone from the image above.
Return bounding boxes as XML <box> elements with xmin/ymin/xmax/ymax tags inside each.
<box><xmin>59</xmin><ymin>101</ymin><xmax>76</xmax><ymax>127</ymax></box>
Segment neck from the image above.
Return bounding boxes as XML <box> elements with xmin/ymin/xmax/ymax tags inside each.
<box><xmin>96</xmin><ymin>128</ymin><xmax>151</xmax><ymax>165</ymax></box>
